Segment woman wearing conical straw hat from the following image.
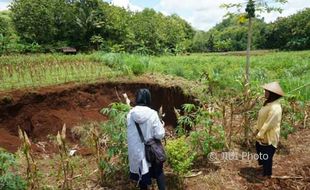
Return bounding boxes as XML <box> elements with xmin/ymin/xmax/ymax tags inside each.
<box><xmin>255</xmin><ymin>81</ymin><xmax>284</xmax><ymax>179</ymax></box>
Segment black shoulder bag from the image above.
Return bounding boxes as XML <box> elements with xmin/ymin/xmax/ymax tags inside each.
<box><xmin>135</xmin><ymin>122</ymin><xmax>166</xmax><ymax>164</ymax></box>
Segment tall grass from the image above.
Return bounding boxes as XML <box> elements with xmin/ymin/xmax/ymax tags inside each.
<box><xmin>0</xmin><ymin>53</ymin><xmax>120</xmax><ymax>89</ymax></box>
<box><xmin>150</xmin><ymin>51</ymin><xmax>310</xmax><ymax>100</ymax></box>
<box><xmin>0</xmin><ymin>51</ymin><xmax>309</xmax><ymax>100</ymax></box>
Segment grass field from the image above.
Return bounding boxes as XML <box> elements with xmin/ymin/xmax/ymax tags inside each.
<box><xmin>1</xmin><ymin>50</ymin><xmax>309</xmax><ymax>100</ymax></box>
<box><xmin>0</xmin><ymin>50</ymin><xmax>309</xmax><ymax>189</ymax></box>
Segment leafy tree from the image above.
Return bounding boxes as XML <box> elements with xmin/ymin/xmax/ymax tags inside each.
<box><xmin>165</xmin><ymin>14</ymin><xmax>194</xmax><ymax>54</ymax></box>
<box><xmin>8</xmin><ymin>0</ymin><xmax>194</xmax><ymax>54</ymax></box>
<box><xmin>206</xmin><ymin>34</ymin><xmax>215</xmax><ymax>51</ymax></box>
<box><xmin>265</xmin><ymin>8</ymin><xmax>310</xmax><ymax>50</ymax></box>
<box><xmin>101</xmin><ymin>3</ymin><xmax>132</xmax><ymax>52</ymax></box>
<box><xmin>10</xmin><ymin>0</ymin><xmax>56</xmax><ymax>44</ymax></box>
<box><xmin>129</xmin><ymin>9</ymin><xmax>166</xmax><ymax>54</ymax></box>
<box><xmin>191</xmin><ymin>14</ymin><xmax>268</xmax><ymax>52</ymax></box>
<box><xmin>5</xmin><ymin>0</ymin><xmax>310</xmax><ymax>54</ymax></box>
<box><xmin>0</xmin><ymin>11</ymin><xmax>12</xmax><ymax>36</ymax></box>
<box><xmin>52</xmin><ymin>0</ymin><xmax>77</xmax><ymax>47</ymax></box>
<box><xmin>0</xmin><ymin>11</ymin><xmax>19</xmax><ymax>54</ymax></box>
<box><xmin>127</xmin><ymin>9</ymin><xmax>194</xmax><ymax>55</ymax></box>
<box><xmin>190</xmin><ymin>31</ymin><xmax>209</xmax><ymax>52</ymax></box>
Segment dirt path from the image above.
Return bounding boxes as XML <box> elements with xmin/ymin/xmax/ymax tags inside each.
<box><xmin>184</xmin><ymin>128</ymin><xmax>310</xmax><ymax>190</ymax></box>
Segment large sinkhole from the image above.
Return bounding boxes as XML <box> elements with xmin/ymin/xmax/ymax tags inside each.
<box><xmin>0</xmin><ymin>82</ymin><xmax>196</xmax><ymax>152</ymax></box>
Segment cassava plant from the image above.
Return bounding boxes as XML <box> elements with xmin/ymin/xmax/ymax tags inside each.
<box><xmin>100</xmin><ymin>103</ymin><xmax>131</xmax><ymax>172</ymax></box>
<box><xmin>175</xmin><ymin>103</ymin><xmax>225</xmax><ymax>157</ymax></box>
<box><xmin>174</xmin><ymin>104</ymin><xmax>199</xmax><ymax>136</ymax></box>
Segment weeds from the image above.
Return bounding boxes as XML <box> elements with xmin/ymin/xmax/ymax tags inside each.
<box><xmin>18</xmin><ymin>128</ymin><xmax>40</xmax><ymax>190</ymax></box>
<box><xmin>0</xmin><ymin>150</ymin><xmax>27</xmax><ymax>190</ymax></box>
<box><xmin>70</xmin><ymin>103</ymin><xmax>130</xmax><ymax>187</ymax></box>
<box><xmin>166</xmin><ymin>136</ymin><xmax>196</xmax><ymax>187</ymax></box>
<box><xmin>175</xmin><ymin>103</ymin><xmax>225</xmax><ymax>156</ymax></box>
<box><xmin>0</xmin><ymin>51</ymin><xmax>309</xmax><ymax>100</ymax></box>
<box><xmin>56</xmin><ymin>124</ymin><xmax>74</xmax><ymax>190</ymax></box>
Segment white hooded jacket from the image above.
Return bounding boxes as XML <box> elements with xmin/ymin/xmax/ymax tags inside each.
<box><xmin>127</xmin><ymin>106</ymin><xmax>165</xmax><ymax>176</ymax></box>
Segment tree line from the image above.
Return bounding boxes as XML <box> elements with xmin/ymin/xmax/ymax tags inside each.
<box><xmin>191</xmin><ymin>8</ymin><xmax>310</xmax><ymax>52</ymax></box>
<box><xmin>0</xmin><ymin>0</ymin><xmax>194</xmax><ymax>55</ymax></box>
<box><xmin>0</xmin><ymin>0</ymin><xmax>309</xmax><ymax>55</ymax></box>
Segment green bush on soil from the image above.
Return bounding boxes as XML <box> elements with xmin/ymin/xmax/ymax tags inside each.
<box><xmin>129</xmin><ymin>61</ymin><xmax>147</xmax><ymax>76</ymax></box>
<box><xmin>0</xmin><ymin>150</ymin><xmax>27</xmax><ymax>190</ymax></box>
<box><xmin>281</xmin><ymin>122</ymin><xmax>295</xmax><ymax>139</ymax></box>
<box><xmin>166</xmin><ymin>136</ymin><xmax>196</xmax><ymax>176</ymax></box>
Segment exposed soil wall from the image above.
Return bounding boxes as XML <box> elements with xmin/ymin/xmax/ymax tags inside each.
<box><xmin>0</xmin><ymin>82</ymin><xmax>196</xmax><ymax>152</ymax></box>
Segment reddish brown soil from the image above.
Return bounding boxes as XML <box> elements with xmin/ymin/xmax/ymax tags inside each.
<box><xmin>180</xmin><ymin>127</ymin><xmax>310</xmax><ymax>190</ymax></box>
<box><xmin>0</xmin><ymin>82</ymin><xmax>195</xmax><ymax>153</ymax></box>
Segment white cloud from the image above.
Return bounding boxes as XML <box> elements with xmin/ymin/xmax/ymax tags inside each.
<box><xmin>155</xmin><ymin>0</ymin><xmax>310</xmax><ymax>31</ymax></box>
<box><xmin>155</xmin><ymin>0</ymin><xmax>241</xmax><ymax>31</ymax></box>
<box><xmin>111</xmin><ymin>0</ymin><xmax>143</xmax><ymax>12</ymax></box>
<box><xmin>1</xmin><ymin>0</ymin><xmax>309</xmax><ymax>31</ymax></box>
<box><xmin>261</xmin><ymin>0</ymin><xmax>310</xmax><ymax>23</ymax></box>
<box><xmin>0</xmin><ymin>2</ymin><xmax>10</xmax><ymax>10</ymax></box>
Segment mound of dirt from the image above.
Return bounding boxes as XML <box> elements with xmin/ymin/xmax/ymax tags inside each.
<box><xmin>0</xmin><ymin>82</ymin><xmax>196</xmax><ymax>153</ymax></box>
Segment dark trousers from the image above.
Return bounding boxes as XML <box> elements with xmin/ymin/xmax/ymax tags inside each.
<box><xmin>256</xmin><ymin>141</ymin><xmax>276</xmax><ymax>176</ymax></box>
<box><xmin>139</xmin><ymin>172</ymin><xmax>165</xmax><ymax>190</ymax></box>
<box><xmin>130</xmin><ymin>163</ymin><xmax>166</xmax><ymax>190</ymax></box>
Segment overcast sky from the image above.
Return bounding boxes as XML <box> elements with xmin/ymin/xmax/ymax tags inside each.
<box><xmin>1</xmin><ymin>0</ymin><xmax>309</xmax><ymax>31</ymax></box>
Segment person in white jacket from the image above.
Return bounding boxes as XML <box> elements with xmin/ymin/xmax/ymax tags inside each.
<box><xmin>127</xmin><ymin>88</ymin><xmax>166</xmax><ymax>190</ymax></box>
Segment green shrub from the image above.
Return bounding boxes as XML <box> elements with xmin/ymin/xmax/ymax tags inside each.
<box><xmin>173</xmin><ymin>66</ymin><xmax>185</xmax><ymax>77</ymax></box>
<box><xmin>0</xmin><ymin>150</ymin><xmax>27</xmax><ymax>190</ymax></box>
<box><xmin>281</xmin><ymin>122</ymin><xmax>295</xmax><ymax>139</ymax></box>
<box><xmin>176</xmin><ymin>103</ymin><xmax>225</xmax><ymax>156</ymax></box>
<box><xmin>130</xmin><ymin>62</ymin><xmax>146</xmax><ymax>76</ymax></box>
<box><xmin>175</xmin><ymin>104</ymin><xmax>199</xmax><ymax>135</ymax></box>
<box><xmin>166</xmin><ymin>136</ymin><xmax>196</xmax><ymax>176</ymax></box>
<box><xmin>189</xmin><ymin>125</ymin><xmax>225</xmax><ymax>157</ymax></box>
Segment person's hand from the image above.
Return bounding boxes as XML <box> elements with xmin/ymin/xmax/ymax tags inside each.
<box><xmin>161</xmin><ymin>121</ymin><xmax>165</xmax><ymax>127</ymax></box>
<box><xmin>256</xmin><ymin>132</ymin><xmax>264</xmax><ymax>141</ymax></box>
<box><xmin>253</xmin><ymin>129</ymin><xmax>259</xmax><ymax>136</ymax></box>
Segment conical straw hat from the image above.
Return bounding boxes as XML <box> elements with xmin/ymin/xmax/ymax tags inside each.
<box><xmin>262</xmin><ymin>82</ymin><xmax>284</xmax><ymax>96</ymax></box>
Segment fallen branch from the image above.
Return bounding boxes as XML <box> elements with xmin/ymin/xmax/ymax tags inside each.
<box><xmin>68</xmin><ymin>174</ymin><xmax>82</xmax><ymax>181</ymax></box>
<box><xmin>185</xmin><ymin>171</ymin><xmax>203</xmax><ymax>178</ymax></box>
<box><xmin>271</xmin><ymin>176</ymin><xmax>303</xmax><ymax>179</ymax></box>
<box><xmin>88</xmin><ymin>169</ymin><xmax>98</xmax><ymax>177</ymax></box>
<box><xmin>114</xmin><ymin>87</ymin><xmax>122</xmax><ymax>102</ymax></box>
<box><xmin>304</xmin><ymin>110</ymin><xmax>308</xmax><ymax>128</ymax></box>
